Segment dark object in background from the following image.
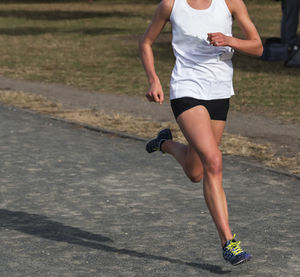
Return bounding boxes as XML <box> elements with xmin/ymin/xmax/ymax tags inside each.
<box><xmin>285</xmin><ymin>45</ymin><xmax>300</xmax><ymax>67</ymax></box>
<box><xmin>261</xmin><ymin>37</ymin><xmax>289</xmax><ymax>61</ymax></box>
<box><xmin>281</xmin><ymin>0</ymin><xmax>299</xmax><ymax>48</ymax></box>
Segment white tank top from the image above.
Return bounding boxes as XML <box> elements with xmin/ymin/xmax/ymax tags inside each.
<box><xmin>169</xmin><ymin>0</ymin><xmax>235</xmax><ymax>100</ymax></box>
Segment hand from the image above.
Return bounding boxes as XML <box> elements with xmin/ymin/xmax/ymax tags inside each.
<box><xmin>145</xmin><ymin>82</ymin><xmax>164</xmax><ymax>104</ymax></box>
<box><xmin>207</xmin><ymin>32</ymin><xmax>230</xmax><ymax>47</ymax></box>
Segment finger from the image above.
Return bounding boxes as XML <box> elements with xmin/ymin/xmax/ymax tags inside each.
<box><xmin>211</xmin><ymin>33</ymin><xmax>222</xmax><ymax>40</ymax></box>
<box><xmin>152</xmin><ymin>93</ymin><xmax>160</xmax><ymax>103</ymax></box>
<box><xmin>146</xmin><ymin>93</ymin><xmax>154</xmax><ymax>102</ymax></box>
<box><xmin>211</xmin><ymin>32</ymin><xmax>221</xmax><ymax>36</ymax></box>
<box><xmin>209</xmin><ymin>39</ymin><xmax>217</xmax><ymax>46</ymax></box>
<box><xmin>158</xmin><ymin>93</ymin><xmax>164</xmax><ymax>104</ymax></box>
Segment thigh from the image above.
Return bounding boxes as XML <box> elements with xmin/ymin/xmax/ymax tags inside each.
<box><xmin>211</xmin><ymin>120</ymin><xmax>226</xmax><ymax>145</ymax></box>
<box><xmin>185</xmin><ymin>119</ymin><xmax>225</xmax><ymax>163</ymax></box>
<box><xmin>177</xmin><ymin>106</ymin><xmax>226</xmax><ymax>161</ymax></box>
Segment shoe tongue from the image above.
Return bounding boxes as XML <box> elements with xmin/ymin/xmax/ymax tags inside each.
<box><xmin>223</xmin><ymin>240</ymin><xmax>230</xmax><ymax>249</ymax></box>
<box><xmin>223</xmin><ymin>238</ymin><xmax>237</xmax><ymax>249</ymax></box>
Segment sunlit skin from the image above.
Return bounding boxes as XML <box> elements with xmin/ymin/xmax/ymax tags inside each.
<box><xmin>139</xmin><ymin>0</ymin><xmax>263</xmax><ymax>247</ymax></box>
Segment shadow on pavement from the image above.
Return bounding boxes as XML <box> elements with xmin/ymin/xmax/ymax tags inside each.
<box><xmin>0</xmin><ymin>209</ymin><xmax>231</xmax><ymax>275</ymax></box>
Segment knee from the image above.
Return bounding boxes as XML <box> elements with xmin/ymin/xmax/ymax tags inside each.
<box><xmin>183</xmin><ymin>161</ymin><xmax>203</xmax><ymax>183</ymax></box>
<box><xmin>184</xmin><ymin>168</ymin><xmax>203</xmax><ymax>183</ymax></box>
<box><xmin>188</xmin><ymin>173</ymin><xmax>203</xmax><ymax>183</ymax></box>
<box><xmin>204</xmin><ymin>151</ymin><xmax>223</xmax><ymax>176</ymax></box>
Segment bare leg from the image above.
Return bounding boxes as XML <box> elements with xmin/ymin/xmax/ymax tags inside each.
<box><xmin>161</xmin><ymin>106</ymin><xmax>232</xmax><ymax>246</ymax></box>
<box><xmin>161</xmin><ymin>113</ymin><xmax>225</xmax><ymax>183</ymax></box>
<box><xmin>162</xmin><ymin>140</ymin><xmax>204</xmax><ymax>182</ymax></box>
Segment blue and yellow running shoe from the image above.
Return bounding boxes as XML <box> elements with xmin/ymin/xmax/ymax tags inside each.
<box><xmin>146</xmin><ymin>128</ymin><xmax>172</xmax><ymax>153</ymax></box>
<box><xmin>223</xmin><ymin>234</ymin><xmax>252</xmax><ymax>266</ymax></box>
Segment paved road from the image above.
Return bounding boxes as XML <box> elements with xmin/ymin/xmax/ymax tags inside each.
<box><xmin>0</xmin><ymin>105</ymin><xmax>299</xmax><ymax>277</ymax></box>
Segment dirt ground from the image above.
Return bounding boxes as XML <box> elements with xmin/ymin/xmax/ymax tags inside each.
<box><xmin>0</xmin><ymin>75</ymin><xmax>299</xmax><ymax>175</ymax></box>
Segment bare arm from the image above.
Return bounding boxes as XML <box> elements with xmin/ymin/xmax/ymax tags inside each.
<box><xmin>208</xmin><ymin>0</ymin><xmax>263</xmax><ymax>56</ymax></box>
<box><xmin>139</xmin><ymin>0</ymin><xmax>173</xmax><ymax>104</ymax></box>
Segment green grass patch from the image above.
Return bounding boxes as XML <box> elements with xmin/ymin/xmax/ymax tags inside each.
<box><xmin>0</xmin><ymin>0</ymin><xmax>299</xmax><ymax>122</ymax></box>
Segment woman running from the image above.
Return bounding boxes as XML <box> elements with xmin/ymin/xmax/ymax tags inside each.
<box><xmin>139</xmin><ymin>0</ymin><xmax>263</xmax><ymax>266</ymax></box>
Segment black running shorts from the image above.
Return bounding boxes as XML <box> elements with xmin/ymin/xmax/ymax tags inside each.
<box><xmin>171</xmin><ymin>97</ymin><xmax>230</xmax><ymax>121</ymax></box>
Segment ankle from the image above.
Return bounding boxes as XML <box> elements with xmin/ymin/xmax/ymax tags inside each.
<box><xmin>160</xmin><ymin>139</ymin><xmax>168</xmax><ymax>153</ymax></box>
<box><xmin>221</xmin><ymin>233</ymin><xmax>233</xmax><ymax>248</ymax></box>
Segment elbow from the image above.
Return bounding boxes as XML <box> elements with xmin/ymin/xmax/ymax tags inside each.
<box><xmin>138</xmin><ymin>36</ymin><xmax>144</xmax><ymax>51</ymax></box>
<box><xmin>246</xmin><ymin>38</ymin><xmax>264</xmax><ymax>57</ymax></box>
<box><xmin>139</xmin><ymin>37</ymin><xmax>152</xmax><ymax>54</ymax></box>
<box><xmin>254</xmin><ymin>39</ymin><xmax>264</xmax><ymax>57</ymax></box>
<box><xmin>256</xmin><ymin>44</ymin><xmax>264</xmax><ymax>57</ymax></box>
<box><xmin>139</xmin><ymin>36</ymin><xmax>148</xmax><ymax>52</ymax></box>
<box><xmin>138</xmin><ymin>39</ymin><xmax>146</xmax><ymax>58</ymax></box>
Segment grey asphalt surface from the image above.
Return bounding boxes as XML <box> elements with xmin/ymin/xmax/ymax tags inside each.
<box><xmin>0</xmin><ymin>105</ymin><xmax>299</xmax><ymax>277</ymax></box>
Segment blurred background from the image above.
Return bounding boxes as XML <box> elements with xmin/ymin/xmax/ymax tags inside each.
<box><xmin>0</xmin><ymin>0</ymin><xmax>298</xmax><ymax>123</ymax></box>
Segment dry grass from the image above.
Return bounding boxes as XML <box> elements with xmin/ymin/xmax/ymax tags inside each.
<box><xmin>0</xmin><ymin>1</ymin><xmax>299</xmax><ymax>123</ymax></box>
<box><xmin>0</xmin><ymin>90</ymin><xmax>298</xmax><ymax>175</ymax></box>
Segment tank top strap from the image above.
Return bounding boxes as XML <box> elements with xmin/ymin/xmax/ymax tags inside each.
<box><xmin>170</xmin><ymin>0</ymin><xmax>182</xmax><ymax>21</ymax></box>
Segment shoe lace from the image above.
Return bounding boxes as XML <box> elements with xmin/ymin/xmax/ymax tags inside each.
<box><xmin>226</xmin><ymin>234</ymin><xmax>243</xmax><ymax>256</ymax></box>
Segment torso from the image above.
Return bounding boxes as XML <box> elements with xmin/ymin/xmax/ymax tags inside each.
<box><xmin>169</xmin><ymin>0</ymin><xmax>235</xmax><ymax>100</ymax></box>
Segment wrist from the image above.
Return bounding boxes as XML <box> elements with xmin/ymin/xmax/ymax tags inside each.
<box><xmin>148</xmin><ymin>76</ymin><xmax>161</xmax><ymax>86</ymax></box>
<box><xmin>226</xmin><ymin>36</ymin><xmax>234</xmax><ymax>48</ymax></box>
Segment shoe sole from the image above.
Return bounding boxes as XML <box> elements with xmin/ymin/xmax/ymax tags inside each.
<box><xmin>145</xmin><ymin>138</ymin><xmax>157</xmax><ymax>153</ymax></box>
<box><xmin>232</xmin><ymin>255</ymin><xmax>252</xmax><ymax>266</ymax></box>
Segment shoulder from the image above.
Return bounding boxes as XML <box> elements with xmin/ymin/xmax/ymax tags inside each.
<box><xmin>161</xmin><ymin>0</ymin><xmax>175</xmax><ymax>10</ymax></box>
<box><xmin>157</xmin><ymin>0</ymin><xmax>175</xmax><ymax>17</ymax></box>
<box><xmin>225</xmin><ymin>0</ymin><xmax>248</xmax><ymax>15</ymax></box>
